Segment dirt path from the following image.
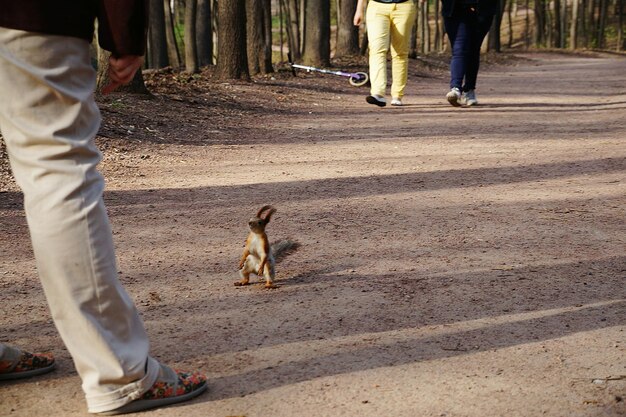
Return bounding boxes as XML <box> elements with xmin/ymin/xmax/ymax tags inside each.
<box><xmin>1</xmin><ymin>52</ymin><xmax>625</xmax><ymax>417</ymax></box>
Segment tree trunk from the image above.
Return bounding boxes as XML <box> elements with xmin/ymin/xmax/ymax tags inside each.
<box><xmin>300</xmin><ymin>0</ymin><xmax>306</xmax><ymax>53</ymax></box>
<box><xmin>488</xmin><ymin>0</ymin><xmax>505</xmax><ymax>51</ymax></box>
<box><xmin>560</xmin><ymin>0</ymin><xmax>567</xmax><ymax>48</ymax></box>
<box><xmin>583</xmin><ymin>0</ymin><xmax>596</xmax><ymax>48</ymax></box>
<box><xmin>262</xmin><ymin>0</ymin><xmax>273</xmax><ymax>71</ymax></box>
<box><xmin>281</xmin><ymin>0</ymin><xmax>302</xmax><ymax>59</ymax></box>
<box><xmin>360</xmin><ymin>25</ymin><xmax>369</xmax><ymax>55</ymax></box>
<box><xmin>424</xmin><ymin>0</ymin><xmax>431</xmax><ymax>52</ymax></box>
<box><xmin>215</xmin><ymin>0</ymin><xmax>250</xmax><ymax>79</ymax></box>
<box><xmin>336</xmin><ymin>0</ymin><xmax>360</xmax><ymax>57</ymax></box>
<box><xmin>291</xmin><ymin>0</ymin><xmax>302</xmax><ymax>59</ymax></box>
<box><xmin>553</xmin><ymin>0</ymin><xmax>562</xmax><ymax>47</ymax></box>
<box><xmin>618</xmin><ymin>0</ymin><xmax>624</xmax><ymax>51</ymax></box>
<box><xmin>148</xmin><ymin>0</ymin><xmax>169</xmax><ymax>69</ymax></box>
<box><xmin>597</xmin><ymin>0</ymin><xmax>608</xmax><ymax>48</ymax></box>
<box><xmin>545</xmin><ymin>0</ymin><xmax>552</xmax><ymax>47</ymax></box>
<box><xmin>184</xmin><ymin>0</ymin><xmax>199</xmax><ymax>73</ymax></box>
<box><xmin>302</xmin><ymin>0</ymin><xmax>331</xmax><ymax>66</ymax></box>
<box><xmin>507</xmin><ymin>0</ymin><xmax>514</xmax><ymax>48</ymax></box>
<box><xmin>434</xmin><ymin>0</ymin><xmax>442</xmax><ymax>51</ymax></box>
<box><xmin>212</xmin><ymin>0</ymin><xmax>219</xmax><ymax>63</ymax></box>
<box><xmin>410</xmin><ymin>10</ymin><xmax>418</xmax><ymax>58</ymax></box>
<box><xmin>246</xmin><ymin>0</ymin><xmax>273</xmax><ymax>74</ymax></box>
<box><xmin>417</xmin><ymin>0</ymin><xmax>424</xmax><ymax>54</ymax></box>
<box><xmin>524</xmin><ymin>0</ymin><xmax>530</xmax><ymax>48</ymax></box>
<box><xmin>534</xmin><ymin>0</ymin><xmax>546</xmax><ymax>47</ymax></box>
<box><xmin>247</xmin><ymin>0</ymin><xmax>265</xmax><ymax>75</ymax></box>
<box><xmin>279</xmin><ymin>0</ymin><xmax>285</xmax><ymax>60</ymax></box>
<box><xmin>197</xmin><ymin>0</ymin><xmax>213</xmax><ymax>66</ymax></box>
<box><xmin>570</xmin><ymin>0</ymin><xmax>580</xmax><ymax>49</ymax></box>
<box><xmin>164</xmin><ymin>0</ymin><xmax>182</xmax><ymax>67</ymax></box>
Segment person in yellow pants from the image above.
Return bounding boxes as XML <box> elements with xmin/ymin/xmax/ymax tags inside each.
<box><xmin>354</xmin><ymin>0</ymin><xmax>417</xmax><ymax>107</ymax></box>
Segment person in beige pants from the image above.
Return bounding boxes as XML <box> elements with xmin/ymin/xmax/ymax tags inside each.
<box><xmin>354</xmin><ymin>0</ymin><xmax>417</xmax><ymax>107</ymax></box>
<box><xmin>0</xmin><ymin>2</ymin><xmax>206</xmax><ymax>415</ymax></box>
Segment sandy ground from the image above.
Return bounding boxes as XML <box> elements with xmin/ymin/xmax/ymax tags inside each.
<box><xmin>0</xmin><ymin>52</ymin><xmax>625</xmax><ymax>417</ymax></box>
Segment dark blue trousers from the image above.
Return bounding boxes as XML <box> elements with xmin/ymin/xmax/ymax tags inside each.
<box><xmin>443</xmin><ymin>6</ymin><xmax>494</xmax><ymax>91</ymax></box>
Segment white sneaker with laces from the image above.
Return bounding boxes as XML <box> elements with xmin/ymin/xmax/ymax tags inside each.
<box><xmin>463</xmin><ymin>89</ymin><xmax>478</xmax><ymax>106</ymax></box>
<box><xmin>446</xmin><ymin>87</ymin><xmax>462</xmax><ymax>107</ymax></box>
<box><xmin>391</xmin><ymin>97</ymin><xmax>403</xmax><ymax>106</ymax></box>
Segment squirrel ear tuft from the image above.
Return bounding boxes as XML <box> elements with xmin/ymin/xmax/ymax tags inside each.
<box><xmin>256</xmin><ymin>205</ymin><xmax>273</xmax><ymax>218</ymax></box>
<box><xmin>263</xmin><ymin>207</ymin><xmax>277</xmax><ymax>223</ymax></box>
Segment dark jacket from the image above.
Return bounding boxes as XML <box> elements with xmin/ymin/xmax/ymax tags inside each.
<box><xmin>441</xmin><ymin>0</ymin><xmax>498</xmax><ymax>17</ymax></box>
<box><xmin>0</xmin><ymin>0</ymin><xmax>147</xmax><ymax>56</ymax></box>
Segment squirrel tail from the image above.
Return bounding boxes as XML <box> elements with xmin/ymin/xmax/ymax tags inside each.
<box><xmin>270</xmin><ymin>239</ymin><xmax>299</xmax><ymax>263</ymax></box>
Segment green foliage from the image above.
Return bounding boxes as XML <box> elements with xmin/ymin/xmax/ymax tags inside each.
<box><xmin>174</xmin><ymin>22</ymin><xmax>186</xmax><ymax>55</ymax></box>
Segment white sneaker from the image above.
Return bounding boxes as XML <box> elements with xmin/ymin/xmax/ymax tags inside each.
<box><xmin>366</xmin><ymin>94</ymin><xmax>386</xmax><ymax>107</ymax></box>
<box><xmin>391</xmin><ymin>97</ymin><xmax>403</xmax><ymax>106</ymax></box>
<box><xmin>446</xmin><ymin>87</ymin><xmax>462</xmax><ymax>107</ymax></box>
<box><xmin>463</xmin><ymin>89</ymin><xmax>478</xmax><ymax>106</ymax></box>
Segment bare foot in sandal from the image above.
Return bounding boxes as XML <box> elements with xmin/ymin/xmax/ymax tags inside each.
<box><xmin>97</xmin><ymin>364</ymin><xmax>207</xmax><ymax>415</ymax></box>
<box><xmin>0</xmin><ymin>345</ymin><xmax>56</xmax><ymax>381</ymax></box>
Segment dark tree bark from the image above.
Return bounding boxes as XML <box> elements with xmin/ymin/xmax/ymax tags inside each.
<box><xmin>302</xmin><ymin>0</ymin><xmax>331</xmax><ymax>66</ymax></box>
<box><xmin>335</xmin><ymin>0</ymin><xmax>360</xmax><ymax>57</ymax></box>
<box><xmin>148</xmin><ymin>0</ymin><xmax>169</xmax><ymax>69</ymax></box>
<box><xmin>164</xmin><ymin>0</ymin><xmax>181</xmax><ymax>67</ymax></box>
<box><xmin>215</xmin><ymin>0</ymin><xmax>250</xmax><ymax>80</ymax></box>
<box><xmin>418</xmin><ymin>0</ymin><xmax>427</xmax><ymax>53</ymax></box>
<box><xmin>281</xmin><ymin>0</ymin><xmax>302</xmax><ymax>61</ymax></box>
<box><xmin>570</xmin><ymin>0</ymin><xmax>580</xmax><ymax>49</ymax></box>
<box><xmin>281</xmin><ymin>0</ymin><xmax>301</xmax><ymax>59</ymax></box>
<box><xmin>552</xmin><ymin>0</ymin><xmax>562</xmax><ymax>47</ymax></box>
<box><xmin>488</xmin><ymin>0</ymin><xmax>505</xmax><ymax>51</ymax></box>
<box><xmin>534</xmin><ymin>0</ymin><xmax>547</xmax><ymax>47</ymax></box>
<box><xmin>558</xmin><ymin>0</ymin><xmax>568</xmax><ymax>48</ymax></box>
<box><xmin>184</xmin><ymin>0</ymin><xmax>199</xmax><ymax>73</ymax></box>
<box><xmin>424</xmin><ymin>0</ymin><xmax>430</xmax><ymax>52</ymax></box>
<box><xmin>262</xmin><ymin>0</ymin><xmax>274</xmax><ymax>71</ymax></box>
<box><xmin>597</xmin><ymin>0</ymin><xmax>608</xmax><ymax>48</ymax></box>
<box><xmin>618</xmin><ymin>0</ymin><xmax>624</xmax><ymax>51</ymax></box>
<box><xmin>360</xmin><ymin>27</ymin><xmax>369</xmax><ymax>55</ymax></box>
<box><xmin>524</xmin><ymin>0</ymin><xmax>530</xmax><ymax>48</ymax></box>
<box><xmin>246</xmin><ymin>0</ymin><xmax>273</xmax><ymax>75</ymax></box>
<box><xmin>434</xmin><ymin>0</ymin><xmax>442</xmax><ymax>51</ymax></box>
<box><xmin>196</xmin><ymin>0</ymin><xmax>213</xmax><ymax>66</ymax></box>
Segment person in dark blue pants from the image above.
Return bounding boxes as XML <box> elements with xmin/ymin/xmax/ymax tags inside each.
<box><xmin>442</xmin><ymin>0</ymin><xmax>497</xmax><ymax>106</ymax></box>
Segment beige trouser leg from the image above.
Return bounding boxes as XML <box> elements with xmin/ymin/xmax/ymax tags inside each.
<box><xmin>366</xmin><ymin>1</ymin><xmax>416</xmax><ymax>99</ymax></box>
<box><xmin>0</xmin><ymin>28</ymin><xmax>159</xmax><ymax>413</ymax></box>
<box><xmin>389</xmin><ymin>2</ymin><xmax>417</xmax><ymax>99</ymax></box>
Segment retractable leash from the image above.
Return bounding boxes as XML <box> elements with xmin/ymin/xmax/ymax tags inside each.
<box><xmin>288</xmin><ymin>53</ymin><xmax>369</xmax><ymax>87</ymax></box>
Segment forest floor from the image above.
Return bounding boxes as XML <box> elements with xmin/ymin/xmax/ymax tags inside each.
<box><xmin>1</xmin><ymin>51</ymin><xmax>625</xmax><ymax>417</ymax></box>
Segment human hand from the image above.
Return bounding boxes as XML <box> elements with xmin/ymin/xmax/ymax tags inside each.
<box><xmin>102</xmin><ymin>55</ymin><xmax>144</xmax><ymax>95</ymax></box>
<box><xmin>353</xmin><ymin>10</ymin><xmax>364</xmax><ymax>26</ymax></box>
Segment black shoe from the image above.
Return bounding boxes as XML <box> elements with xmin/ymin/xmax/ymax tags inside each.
<box><xmin>366</xmin><ymin>95</ymin><xmax>386</xmax><ymax>107</ymax></box>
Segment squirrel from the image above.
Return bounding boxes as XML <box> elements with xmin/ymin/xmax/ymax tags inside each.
<box><xmin>235</xmin><ymin>205</ymin><xmax>298</xmax><ymax>289</ymax></box>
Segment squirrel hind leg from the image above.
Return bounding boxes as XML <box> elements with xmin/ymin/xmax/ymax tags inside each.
<box><xmin>235</xmin><ymin>269</ymin><xmax>251</xmax><ymax>286</ymax></box>
<box><xmin>263</xmin><ymin>263</ymin><xmax>277</xmax><ymax>289</ymax></box>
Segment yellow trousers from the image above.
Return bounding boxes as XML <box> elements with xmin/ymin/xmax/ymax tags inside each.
<box><xmin>366</xmin><ymin>1</ymin><xmax>416</xmax><ymax>99</ymax></box>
